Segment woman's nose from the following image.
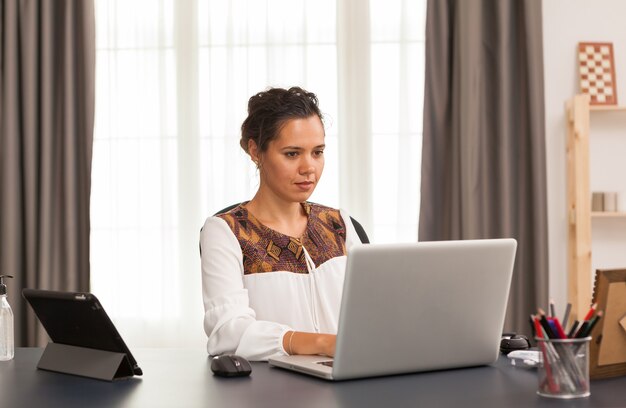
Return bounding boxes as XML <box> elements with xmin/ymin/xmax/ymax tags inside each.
<box><xmin>299</xmin><ymin>158</ymin><xmax>315</xmax><ymax>175</ymax></box>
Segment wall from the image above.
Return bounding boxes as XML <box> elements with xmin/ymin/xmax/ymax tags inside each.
<box><xmin>543</xmin><ymin>0</ymin><xmax>626</xmax><ymax>310</ymax></box>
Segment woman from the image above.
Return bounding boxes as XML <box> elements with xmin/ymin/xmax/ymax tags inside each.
<box><xmin>200</xmin><ymin>87</ymin><xmax>362</xmax><ymax>361</ymax></box>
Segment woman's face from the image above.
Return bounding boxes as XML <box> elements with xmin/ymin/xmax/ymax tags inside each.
<box><xmin>252</xmin><ymin>115</ymin><xmax>325</xmax><ymax>204</ymax></box>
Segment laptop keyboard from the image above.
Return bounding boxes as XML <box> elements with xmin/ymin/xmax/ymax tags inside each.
<box><xmin>317</xmin><ymin>361</ymin><xmax>333</xmax><ymax>367</ymax></box>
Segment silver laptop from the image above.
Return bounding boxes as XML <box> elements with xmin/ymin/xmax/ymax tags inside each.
<box><xmin>268</xmin><ymin>238</ymin><xmax>517</xmax><ymax>380</ymax></box>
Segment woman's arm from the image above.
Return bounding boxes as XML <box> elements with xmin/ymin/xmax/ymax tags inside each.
<box><xmin>282</xmin><ymin>331</ymin><xmax>336</xmax><ymax>357</ymax></box>
<box><xmin>201</xmin><ymin>216</ymin><xmax>291</xmax><ymax>360</ymax></box>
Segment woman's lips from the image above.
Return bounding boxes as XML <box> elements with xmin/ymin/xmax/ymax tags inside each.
<box><xmin>295</xmin><ymin>181</ymin><xmax>314</xmax><ymax>191</ymax></box>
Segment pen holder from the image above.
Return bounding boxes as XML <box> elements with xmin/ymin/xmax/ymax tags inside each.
<box><xmin>535</xmin><ymin>337</ymin><xmax>591</xmax><ymax>399</ymax></box>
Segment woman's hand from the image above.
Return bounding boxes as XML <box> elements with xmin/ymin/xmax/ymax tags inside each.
<box><xmin>283</xmin><ymin>331</ymin><xmax>336</xmax><ymax>357</ymax></box>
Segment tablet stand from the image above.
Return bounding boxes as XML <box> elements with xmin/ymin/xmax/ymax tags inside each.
<box><xmin>37</xmin><ymin>342</ymin><xmax>135</xmax><ymax>381</ymax></box>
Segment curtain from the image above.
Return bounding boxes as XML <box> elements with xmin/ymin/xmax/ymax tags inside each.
<box><xmin>419</xmin><ymin>0</ymin><xmax>548</xmax><ymax>335</ymax></box>
<box><xmin>0</xmin><ymin>0</ymin><xmax>96</xmax><ymax>346</ymax></box>
<box><xmin>369</xmin><ymin>0</ymin><xmax>425</xmax><ymax>241</ymax></box>
<box><xmin>91</xmin><ymin>0</ymin><xmax>200</xmax><ymax>348</ymax></box>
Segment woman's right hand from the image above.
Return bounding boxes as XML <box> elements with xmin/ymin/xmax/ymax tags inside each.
<box><xmin>283</xmin><ymin>331</ymin><xmax>336</xmax><ymax>357</ymax></box>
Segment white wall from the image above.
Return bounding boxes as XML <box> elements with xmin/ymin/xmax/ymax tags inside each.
<box><xmin>543</xmin><ymin>0</ymin><xmax>626</xmax><ymax>309</ymax></box>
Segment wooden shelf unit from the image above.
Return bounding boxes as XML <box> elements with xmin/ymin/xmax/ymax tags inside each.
<box><xmin>566</xmin><ymin>94</ymin><xmax>626</xmax><ymax>321</ymax></box>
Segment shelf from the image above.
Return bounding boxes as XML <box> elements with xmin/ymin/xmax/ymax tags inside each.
<box><xmin>590</xmin><ymin>105</ymin><xmax>626</xmax><ymax>112</ymax></box>
<box><xmin>592</xmin><ymin>211</ymin><xmax>626</xmax><ymax>218</ymax></box>
<box><xmin>567</xmin><ymin>94</ymin><xmax>626</xmax><ymax>322</ymax></box>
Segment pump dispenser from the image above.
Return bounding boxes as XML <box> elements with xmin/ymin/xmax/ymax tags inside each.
<box><xmin>0</xmin><ymin>275</ymin><xmax>14</xmax><ymax>361</ymax></box>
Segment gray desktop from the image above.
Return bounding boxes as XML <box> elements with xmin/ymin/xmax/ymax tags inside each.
<box><xmin>3</xmin><ymin>348</ymin><xmax>626</xmax><ymax>407</ymax></box>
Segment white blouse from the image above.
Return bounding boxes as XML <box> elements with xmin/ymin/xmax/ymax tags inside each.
<box><xmin>200</xmin><ymin>209</ymin><xmax>361</xmax><ymax>361</ymax></box>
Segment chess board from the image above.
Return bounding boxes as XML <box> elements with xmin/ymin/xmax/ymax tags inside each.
<box><xmin>578</xmin><ymin>42</ymin><xmax>618</xmax><ymax>105</ymax></box>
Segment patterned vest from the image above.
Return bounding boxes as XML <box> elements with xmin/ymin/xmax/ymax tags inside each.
<box><xmin>217</xmin><ymin>202</ymin><xmax>347</xmax><ymax>274</ymax></box>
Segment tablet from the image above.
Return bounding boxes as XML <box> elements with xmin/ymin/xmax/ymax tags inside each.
<box><xmin>22</xmin><ymin>288</ymin><xmax>142</xmax><ymax>376</ymax></box>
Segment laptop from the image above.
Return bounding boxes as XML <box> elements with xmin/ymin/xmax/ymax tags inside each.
<box><xmin>268</xmin><ymin>238</ymin><xmax>517</xmax><ymax>380</ymax></box>
<box><xmin>22</xmin><ymin>288</ymin><xmax>143</xmax><ymax>377</ymax></box>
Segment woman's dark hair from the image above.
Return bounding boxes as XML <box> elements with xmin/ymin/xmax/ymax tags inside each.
<box><xmin>240</xmin><ymin>86</ymin><xmax>323</xmax><ymax>154</ymax></box>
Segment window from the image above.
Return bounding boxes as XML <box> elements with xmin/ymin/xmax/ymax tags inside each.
<box><xmin>370</xmin><ymin>0</ymin><xmax>425</xmax><ymax>242</ymax></box>
<box><xmin>92</xmin><ymin>0</ymin><xmax>426</xmax><ymax>347</ymax></box>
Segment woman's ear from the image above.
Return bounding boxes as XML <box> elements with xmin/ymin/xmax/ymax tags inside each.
<box><xmin>248</xmin><ymin>139</ymin><xmax>260</xmax><ymax>165</ymax></box>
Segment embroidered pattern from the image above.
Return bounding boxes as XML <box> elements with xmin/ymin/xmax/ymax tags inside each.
<box><xmin>218</xmin><ymin>202</ymin><xmax>347</xmax><ymax>274</ymax></box>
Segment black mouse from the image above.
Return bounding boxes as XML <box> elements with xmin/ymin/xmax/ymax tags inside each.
<box><xmin>211</xmin><ymin>354</ymin><xmax>252</xmax><ymax>377</ymax></box>
<box><xmin>500</xmin><ymin>334</ymin><xmax>531</xmax><ymax>355</ymax></box>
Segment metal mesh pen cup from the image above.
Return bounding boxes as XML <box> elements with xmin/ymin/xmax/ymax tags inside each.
<box><xmin>535</xmin><ymin>337</ymin><xmax>591</xmax><ymax>399</ymax></box>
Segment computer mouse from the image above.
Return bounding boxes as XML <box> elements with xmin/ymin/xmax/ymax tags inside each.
<box><xmin>500</xmin><ymin>334</ymin><xmax>531</xmax><ymax>355</ymax></box>
<box><xmin>210</xmin><ymin>354</ymin><xmax>252</xmax><ymax>377</ymax></box>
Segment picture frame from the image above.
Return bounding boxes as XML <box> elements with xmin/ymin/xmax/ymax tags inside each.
<box><xmin>589</xmin><ymin>269</ymin><xmax>626</xmax><ymax>379</ymax></box>
<box><xmin>577</xmin><ymin>42</ymin><xmax>618</xmax><ymax>106</ymax></box>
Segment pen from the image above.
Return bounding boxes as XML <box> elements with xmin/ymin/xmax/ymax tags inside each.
<box><xmin>549</xmin><ymin>299</ymin><xmax>556</xmax><ymax>317</ymax></box>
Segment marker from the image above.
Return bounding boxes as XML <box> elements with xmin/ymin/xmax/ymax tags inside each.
<box><xmin>549</xmin><ymin>299</ymin><xmax>556</xmax><ymax>317</ymax></box>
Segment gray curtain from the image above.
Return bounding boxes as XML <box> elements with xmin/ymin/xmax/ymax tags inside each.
<box><xmin>0</xmin><ymin>0</ymin><xmax>95</xmax><ymax>346</ymax></box>
<box><xmin>419</xmin><ymin>0</ymin><xmax>548</xmax><ymax>336</ymax></box>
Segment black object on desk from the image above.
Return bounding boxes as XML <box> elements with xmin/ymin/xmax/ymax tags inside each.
<box><xmin>211</xmin><ymin>354</ymin><xmax>252</xmax><ymax>377</ymax></box>
<box><xmin>22</xmin><ymin>288</ymin><xmax>142</xmax><ymax>381</ymax></box>
<box><xmin>500</xmin><ymin>333</ymin><xmax>531</xmax><ymax>355</ymax></box>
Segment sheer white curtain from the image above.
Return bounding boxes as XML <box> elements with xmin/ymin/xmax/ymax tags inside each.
<box><xmin>369</xmin><ymin>0</ymin><xmax>425</xmax><ymax>242</ymax></box>
<box><xmin>92</xmin><ymin>0</ymin><xmax>425</xmax><ymax>348</ymax></box>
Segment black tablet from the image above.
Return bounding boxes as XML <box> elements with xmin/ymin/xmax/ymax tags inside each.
<box><xmin>22</xmin><ymin>288</ymin><xmax>142</xmax><ymax>376</ymax></box>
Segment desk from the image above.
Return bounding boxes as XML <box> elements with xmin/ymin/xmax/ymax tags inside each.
<box><xmin>2</xmin><ymin>348</ymin><xmax>626</xmax><ymax>407</ymax></box>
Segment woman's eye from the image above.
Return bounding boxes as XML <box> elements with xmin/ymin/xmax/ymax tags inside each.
<box><xmin>314</xmin><ymin>150</ymin><xmax>324</xmax><ymax>157</ymax></box>
<box><xmin>285</xmin><ymin>151</ymin><xmax>298</xmax><ymax>158</ymax></box>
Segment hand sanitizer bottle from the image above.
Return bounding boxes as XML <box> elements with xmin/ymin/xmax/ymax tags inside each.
<box><xmin>0</xmin><ymin>275</ymin><xmax>14</xmax><ymax>361</ymax></box>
